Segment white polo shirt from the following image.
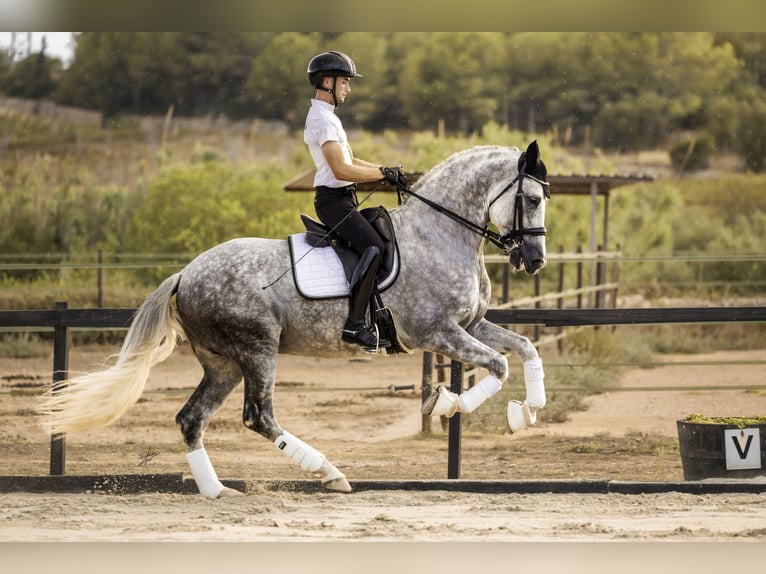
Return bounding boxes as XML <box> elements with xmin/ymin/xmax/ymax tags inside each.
<box><xmin>304</xmin><ymin>99</ymin><xmax>354</xmax><ymax>188</ymax></box>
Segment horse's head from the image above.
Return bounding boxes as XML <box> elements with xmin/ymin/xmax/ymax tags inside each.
<box><xmin>489</xmin><ymin>140</ymin><xmax>550</xmax><ymax>275</ymax></box>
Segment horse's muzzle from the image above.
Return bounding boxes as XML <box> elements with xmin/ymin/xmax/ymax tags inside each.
<box><xmin>524</xmin><ymin>256</ymin><xmax>546</xmax><ymax>275</ymax></box>
<box><xmin>508</xmin><ymin>246</ymin><xmax>546</xmax><ymax>275</ymax></box>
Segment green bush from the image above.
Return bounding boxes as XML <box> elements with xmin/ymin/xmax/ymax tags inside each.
<box><xmin>736</xmin><ymin>98</ymin><xmax>766</xmax><ymax>173</ymax></box>
<box><xmin>668</xmin><ymin>134</ymin><xmax>714</xmax><ymax>173</ymax></box>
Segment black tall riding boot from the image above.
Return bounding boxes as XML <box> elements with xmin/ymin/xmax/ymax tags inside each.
<box><xmin>341</xmin><ymin>246</ymin><xmax>390</xmax><ymax>351</ymax></box>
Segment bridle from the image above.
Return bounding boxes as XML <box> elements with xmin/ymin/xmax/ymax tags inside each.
<box><xmin>487</xmin><ymin>169</ymin><xmax>550</xmax><ymax>252</ymax></box>
<box><xmin>393</xmin><ymin>165</ymin><xmax>550</xmax><ymax>254</ymax></box>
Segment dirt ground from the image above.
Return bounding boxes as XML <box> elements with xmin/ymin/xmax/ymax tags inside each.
<box><xmin>1</xmin><ymin>345</ymin><xmax>766</xmax><ymax>542</ymax></box>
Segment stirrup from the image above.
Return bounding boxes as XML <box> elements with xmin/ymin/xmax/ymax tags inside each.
<box><xmin>342</xmin><ymin>323</ymin><xmax>389</xmax><ymax>353</ymax></box>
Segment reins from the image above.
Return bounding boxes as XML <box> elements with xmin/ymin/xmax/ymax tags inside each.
<box><xmin>391</xmin><ymin>167</ymin><xmax>549</xmax><ymax>253</ymax></box>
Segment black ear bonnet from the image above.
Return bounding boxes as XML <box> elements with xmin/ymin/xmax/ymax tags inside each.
<box><xmin>517</xmin><ymin>140</ymin><xmax>548</xmax><ymax>183</ymax></box>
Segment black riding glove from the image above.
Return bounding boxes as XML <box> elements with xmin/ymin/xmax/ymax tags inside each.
<box><xmin>380</xmin><ymin>166</ymin><xmax>408</xmax><ymax>189</ymax></box>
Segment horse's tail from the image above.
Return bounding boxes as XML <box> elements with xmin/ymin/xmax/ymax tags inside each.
<box><xmin>40</xmin><ymin>272</ymin><xmax>186</xmax><ymax>435</ymax></box>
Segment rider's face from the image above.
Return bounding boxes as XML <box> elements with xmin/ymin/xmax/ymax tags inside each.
<box><xmin>326</xmin><ymin>76</ymin><xmax>352</xmax><ymax>103</ymax></box>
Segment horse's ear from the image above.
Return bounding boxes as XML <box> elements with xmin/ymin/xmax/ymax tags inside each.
<box><xmin>520</xmin><ymin>140</ymin><xmax>548</xmax><ymax>188</ymax></box>
<box><xmin>517</xmin><ymin>140</ymin><xmax>539</xmax><ymax>173</ymax></box>
<box><xmin>524</xmin><ymin>140</ymin><xmax>540</xmax><ymax>170</ymax></box>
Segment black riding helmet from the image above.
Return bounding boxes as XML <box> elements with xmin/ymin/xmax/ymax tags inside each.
<box><xmin>307</xmin><ymin>51</ymin><xmax>362</xmax><ymax>107</ymax></box>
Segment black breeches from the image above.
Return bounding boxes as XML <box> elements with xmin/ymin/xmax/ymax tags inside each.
<box><xmin>314</xmin><ymin>186</ymin><xmax>384</xmax><ymax>256</ymax></box>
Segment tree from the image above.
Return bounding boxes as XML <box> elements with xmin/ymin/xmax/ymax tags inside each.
<box><xmin>652</xmin><ymin>33</ymin><xmax>741</xmax><ymax>132</ymax></box>
<box><xmin>715</xmin><ymin>33</ymin><xmax>766</xmax><ymax>88</ymax></box>
<box><xmin>57</xmin><ymin>33</ymin><xmax>268</xmax><ymax>118</ymax></box>
<box><xmin>3</xmin><ymin>48</ymin><xmax>60</xmax><ymax>99</ymax></box>
<box><xmin>330</xmin><ymin>32</ymin><xmax>392</xmax><ymax>129</ymax></box>
<box><xmin>245</xmin><ymin>32</ymin><xmax>320</xmax><ymax>125</ymax></box>
<box><xmin>56</xmin><ymin>33</ymin><xmax>145</xmax><ymax>117</ymax></box>
<box><xmin>398</xmin><ymin>32</ymin><xmax>506</xmax><ymax>135</ymax></box>
<box><xmin>163</xmin><ymin>32</ymin><xmax>266</xmax><ymax>117</ymax></box>
<box><xmin>0</xmin><ymin>48</ymin><xmax>12</xmax><ymax>93</ymax></box>
<box><xmin>736</xmin><ymin>93</ymin><xmax>766</xmax><ymax>172</ymax></box>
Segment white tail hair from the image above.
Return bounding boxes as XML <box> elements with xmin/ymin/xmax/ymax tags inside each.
<box><xmin>40</xmin><ymin>273</ymin><xmax>185</xmax><ymax>435</ymax></box>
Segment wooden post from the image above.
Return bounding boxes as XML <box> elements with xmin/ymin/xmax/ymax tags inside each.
<box><xmin>502</xmin><ymin>263</ymin><xmax>510</xmax><ymax>304</ymax></box>
<box><xmin>595</xmin><ymin>245</ymin><xmax>603</xmax><ymax>309</ymax></box>
<box><xmin>611</xmin><ymin>244</ymin><xmax>621</xmax><ymax>308</ymax></box>
<box><xmin>421</xmin><ymin>351</ymin><xmax>433</xmax><ymax>433</ymax></box>
<box><xmin>436</xmin><ymin>354</ymin><xmax>448</xmax><ymax>432</ymax></box>
<box><xmin>533</xmin><ymin>273</ymin><xmax>541</xmax><ymax>342</ymax></box>
<box><xmin>447</xmin><ymin>360</ymin><xmax>463</xmax><ymax>479</ymax></box>
<box><xmin>97</xmin><ymin>249</ymin><xmax>103</xmax><ymax>308</ymax></box>
<box><xmin>576</xmin><ymin>245</ymin><xmax>583</xmax><ymax>309</ymax></box>
<box><xmin>557</xmin><ymin>245</ymin><xmax>565</xmax><ymax>353</ymax></box>
<box><xmin>50</xmin><ymin>302</ymin><xmax>69</xmax><ymax>475</ymax></box>
<box><xmin>589</xmin><ymin>180</ymin><xmax>598</xmax><ymax>307</ymax></box>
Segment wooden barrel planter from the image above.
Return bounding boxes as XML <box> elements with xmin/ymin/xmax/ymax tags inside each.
<box><xmin>677</xmin><ymin>415</ymin><xmax>766</xmax><ymax>481</ymax></box>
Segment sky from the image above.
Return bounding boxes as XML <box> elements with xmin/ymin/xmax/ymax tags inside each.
<box><xmin>0</xmin><ymin>32</ymin><xmax>75</xmax><ymax>65</ymax></box>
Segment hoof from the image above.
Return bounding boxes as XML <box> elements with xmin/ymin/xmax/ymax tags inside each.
<box><xmin>420</xmin><ymin>386</ymin><xmax>459</xmax><ymax>417</ymax></box>
<box><xmin>322</xmin><ymin>476</ymin><xmax>352</xmax><ymax>493</ymax></box>
<box><xmin>420</xmin><ymin>387</ymin><xmax>441</xmax><ymax>415</ymax></box>
<box><xmin>217</xmin><ymin>486</ymin><xmax>245</xmax><ymax>498</ymax></box>
<box><xmin>506</xmin><ymin>400</ymin><xmax>536</xmax><ymax>433</ymax></box>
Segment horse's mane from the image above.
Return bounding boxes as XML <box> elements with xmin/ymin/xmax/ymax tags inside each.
<box><xmin>409</xmin><ymin>145</ymin><xmax>518</xmax><ymax>200</ymax></box>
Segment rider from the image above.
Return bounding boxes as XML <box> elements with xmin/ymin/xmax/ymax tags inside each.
<box><xmin>304</xmin><ymin>50</ymin><xmax>407</xmax><ymax>352</ymax></box>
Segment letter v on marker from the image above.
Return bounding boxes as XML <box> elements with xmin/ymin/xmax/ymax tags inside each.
<box><xmin>730</xmin><ymin>431</ymin><xmax>754</xmax><ymax>459</ymax></box>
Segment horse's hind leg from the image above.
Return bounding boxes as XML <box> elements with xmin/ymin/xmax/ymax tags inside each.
<box><xmin>239</xmin><ymin>347</ymin><xmax>351</xmax><ymax>493</ymax></box>
<box><xmin>175</xmin><ymin>347</ymin><xmax>243</xmax><ymax>498</ymax></box>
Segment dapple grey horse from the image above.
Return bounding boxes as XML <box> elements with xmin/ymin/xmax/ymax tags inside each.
<box><xmin>42</xmin><ymin>141</ymin><xmax>550</xmax><ymax>497</ymax></box>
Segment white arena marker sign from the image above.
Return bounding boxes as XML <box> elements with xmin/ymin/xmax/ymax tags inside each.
<box><xmin>725</xmin><ymin>428</ymin><xmax>762</xmax><ymax>471</ymax></box>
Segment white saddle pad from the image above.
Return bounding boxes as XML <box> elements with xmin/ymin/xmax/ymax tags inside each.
<box><xmin>288</xmin><ymin>233</ymin><xmax>399</xmax><ymax>300</ymax></box>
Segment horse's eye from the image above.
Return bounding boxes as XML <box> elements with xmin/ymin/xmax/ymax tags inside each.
<box><xmin>527</xmin><ymin>196</ymin><xmax>541</xmax><ymax>207</ymax></box>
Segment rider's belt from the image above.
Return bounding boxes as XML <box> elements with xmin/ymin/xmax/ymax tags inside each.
<box><xmin>314</xmin><ymin>184</ymin><xmax>357</xmax><ymax>194</ymax></box>
<box><xmin>315</xmin><ymin>184</ymin><xmax>358</xmax><ymax>206</ymax></box>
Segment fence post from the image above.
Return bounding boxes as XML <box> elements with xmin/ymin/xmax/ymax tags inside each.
<box><xmin>50</xmin><ymin>302</ymin><xmax>69</xmax><ymax>475</ymax></box>
<box><xmin>502</xmin><ymin>263</ymin><xmax>510</xmax><ymax>304</ymax></box>
<box><xmin>97</xmin><ymin>249</ymin><xmax>103</xmax><ymax>308</ymax></box>
<box><xmin>421</xmin><ymin>351</ymin><xmax>433</xmax><ymax>433</ymax></box>
<box><xmin>533</xmin><ymin>274</ymin><xmax>541</xmax><ymax>341</ymax></box>
<box><xmin>611</xmin><ymin>243</ymin><xmax>621</xmax><ymax>308</ymax></box>
<box><xmin>557</xmin><ymin>245</ymin><xmax>565</xmax><ymax>353</ymax></box>
<box><xmin>436</xmin><ymin>354</ymin><xmax>449</xmax><ymax>431</ymax></box>
<box><xmin>447</xmin><ymin>360</ymin><xmax>463</xmax><ymax>479</ymax></box>
<box><xmin>576</xmin><ymin>245</ymin><xmax>583</xmax><ymax>309</ymax></box>
<box><xmin>595</xmin><ymin>245</ymin><xmax>605</xmax><ymax>309</ymax></box>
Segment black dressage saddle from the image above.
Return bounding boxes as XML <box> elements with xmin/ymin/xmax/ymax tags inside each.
<box><xmin>299</xmin><ymin>206</ymin><xmax>405</xmax><ymax>354</ymax></box>
<box><xmin>300</xmin><ymin>206</ymin><xmax>398</xmax><ymax>287</ymax></box>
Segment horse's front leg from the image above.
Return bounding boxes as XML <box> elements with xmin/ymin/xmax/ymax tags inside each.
<box><xmin>421</xmin><ymin>320</ymin><xmax>545</xmax><ymax>432</ymax></box>
<box><xmin>467</xmin><ymin>318</ymin><xmax>546</xmax><ymax>432</ymax></box>
<box><xmin>420</xmin><ymin>323</ymin><xmax>508</xmax><ymax>417</ymax></box>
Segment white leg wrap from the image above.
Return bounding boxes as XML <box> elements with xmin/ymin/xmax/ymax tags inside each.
<box><xmin>275</xmin><ymin>431</ymin><xmax>323</xmax><ymax>473</ymax></box>
<box><xmin>523</xmin><ymin>357</ymin><xmax>546</xmax><ymax>409</ymax></box>
<box><xmin>186</xmin><ymin>447</ymin><xmax>225</xmax><ymax>498</ymax></box>
<box><xmin>457</xmin><ymin>375</ymin><xmax>503</xmax><ymax>414</ymax></box>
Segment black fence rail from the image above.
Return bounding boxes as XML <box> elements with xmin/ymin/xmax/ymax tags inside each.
<box><xmin>2</xmin><ymin>303</ymin><xmax>766</xmax><ymax>479</ymax></box>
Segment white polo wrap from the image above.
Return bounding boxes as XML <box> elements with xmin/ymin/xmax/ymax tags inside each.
<box><xmin>457</xmin><ymin>375</ymin><xmax>503</xmax><ymax>413</ymax></box>
<box><xmin>186</xmin><ymin>447</ymin><xmax>225</xmax><ymax>498</ymax></box>
<box><xmin>275</xmin><ymin>431</ymin><xmax>323</xmax><ymax>472</ymax></box>
<box><xmin>523</xmin><ymin>357</ymin><xmax>546</xmax><ymax>409</ymax></box>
